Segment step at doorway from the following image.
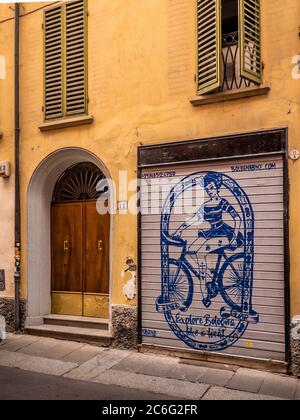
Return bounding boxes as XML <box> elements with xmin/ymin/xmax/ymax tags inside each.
<box><xmin>26</xmin><ymin>314</ymin><xmax>112</xmax><ymax>346</ymax></box>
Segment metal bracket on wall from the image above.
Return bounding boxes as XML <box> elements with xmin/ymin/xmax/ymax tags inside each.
<box><xmin>0</xmin><ymin>270</ymin><xmax>5</xmax><ymax>291</ymax></box>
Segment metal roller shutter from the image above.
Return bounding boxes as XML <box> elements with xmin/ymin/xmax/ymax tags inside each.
<box><xmin>140</xmin><ymin>155</ymin><xmax>286</xmax><ymax>363</ymax></box>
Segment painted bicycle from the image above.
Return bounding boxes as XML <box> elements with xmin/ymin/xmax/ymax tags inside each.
<box><xmin>161</xmin><ymin>231</ymin><xmax>247</xmax><ymax>312</ymax></box>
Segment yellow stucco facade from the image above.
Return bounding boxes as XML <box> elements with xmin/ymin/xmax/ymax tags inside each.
<box><xmin>0</xmin><ymin>0</ymin><xmax>299</xmax><ymax>321</ymax></box>
<box><xmin>0</xmin><ymin>4</ymin><xmax>14</xmax><ymax>299</ymax></box>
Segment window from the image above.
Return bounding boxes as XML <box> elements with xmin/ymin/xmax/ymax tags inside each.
<box><xmin>222</xmin><ymin>0</ymin><xmax>238</xmax><ymax>34</ymax></box>
<box><xmin>44</xmin><ymin>0</ymin><xmax>87</xmax><ymax>121</ymax></box>
<box><xmin>196</xmin><ymin>0</ymin><xmax>262</xmax><ymax>95</ymax></box>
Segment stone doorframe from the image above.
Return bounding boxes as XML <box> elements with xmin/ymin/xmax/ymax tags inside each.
<box><xmin>26</xmin><ymin>148</ymin><xmax>113</xmax><ymax>327</ymax></box>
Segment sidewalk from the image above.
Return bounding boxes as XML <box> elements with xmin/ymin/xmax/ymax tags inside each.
<box><xmin>0</xmin><ymin>333</ymin><xmax>299</xmax><ymax>400</ymax></box>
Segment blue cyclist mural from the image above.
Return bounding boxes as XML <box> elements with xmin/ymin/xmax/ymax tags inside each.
<box><xmin>156</xmin><ymin>171</ymin><xmax>259</xmax><ymax>352</ymax></box>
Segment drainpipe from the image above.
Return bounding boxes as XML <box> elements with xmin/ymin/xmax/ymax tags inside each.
<box><xmin>14</xmin><ymin>3</ymin><xmax>21</xmax><ymax>332</ymax></box>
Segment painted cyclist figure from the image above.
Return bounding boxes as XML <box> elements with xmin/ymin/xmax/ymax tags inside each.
<box><xmin>174</xmin><ymin>173</ymin><xmax>244</xmax><ymax>308</ymax></box>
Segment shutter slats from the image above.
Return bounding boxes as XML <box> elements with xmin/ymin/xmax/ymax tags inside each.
<box><xmin>44</xmin><ymin>6</ymin><xmax>63</xmax><ymax>120</ymax></box>
<box><xmin>65</xmin><ymin>0</ymin><xmax>86</xmax><ymax>116</ymax></box>
<box><xmin>44</xmin><ymin>0</ymin><xmax>87</xmax><ymax>121</ymax></box>
<box><xmin>45</xmin><ymin>47</ymin><xmax>62</xmax><ymax>56</ymax></box>
<box><xmin>45</xmin><ymin>85</ymin><xmax>62</xmax><ymax>92</ymax></box>
<box><xmin>197</xmin><ymin>0</ymin><xmax>222</xmax><ymax>95</ymax></box>
<box><xmin>239</xmin><ymin>0</ymin><xmax>262</xmax><ymax>84</ymax></box>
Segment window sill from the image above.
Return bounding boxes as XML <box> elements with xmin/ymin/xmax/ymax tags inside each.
<box><xmin>39</xmin><ymin>115</ymin><xmax>94</xmax><ymax>132</ymax></box>
<box><xmin>189</xmin><ymin>84</ymin><xmax>271</xmax><ymax>107</ymax></box>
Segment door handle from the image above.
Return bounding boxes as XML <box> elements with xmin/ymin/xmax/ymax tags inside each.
<box><xmin>98</xmin><ymin>240</ymin><xmax>103</xmax><ymax>252</ymax></box>
<box><xmin>64</xmin><ymin>240</ymin><xmax>69</xmax><ymax>252</ymax></box>
<box><xmin>63</xmin><ymin>240</ymin><xmax>69</xmax><ymax>265</ymax></box>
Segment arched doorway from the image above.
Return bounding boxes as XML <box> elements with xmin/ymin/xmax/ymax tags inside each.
<box><xmin>51</xmin><ymin>162</ymin><xmax>110</xmax><ymax>318</ymax></box>
<box><xmin>26</xmin><ymin>148</ymin><xmax>113</xmax><ymax>327</ymax></box>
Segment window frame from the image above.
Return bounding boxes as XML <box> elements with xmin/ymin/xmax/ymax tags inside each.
<box><xmin>196</xmin><ymin>0</ymin><xmax>262</xmax><ymax>96</ymax></box>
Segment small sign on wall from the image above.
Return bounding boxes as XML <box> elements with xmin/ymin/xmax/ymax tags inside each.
<box><xmin>117</xmin><ymin>201</ymin><xmax>128</xmax><ymax>211</ymax></box>
<box><xmin>0</xmin><ymin>162</ymin><xmax>10</xmax><ymax>178</ymax></box>
<box><xmin>0</xmin><ymin>270</ymin><xmax>5</xmax><ymax>291</ymax></box>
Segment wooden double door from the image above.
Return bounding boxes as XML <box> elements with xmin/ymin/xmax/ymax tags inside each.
<box><xmin>51</xmin><ymin>201</ymin><xmax>109</xmax><ymax>318</ymax></box>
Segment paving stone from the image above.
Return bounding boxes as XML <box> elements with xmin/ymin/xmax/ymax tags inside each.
<box><xmin>93</xmin><ymin>369</ymin><xmax>209</xmax><ymax>400</ymax></box>
<box><xmin>65</xmin><ymin>349</ymin><xmax>130</xmax><ymax>381</ymax></box>
<box><xmin>226</xmin><ymin>368</ymin><xmax>266</xmax><ymax>393</ymax></box>
<box><xmin>46</xmin><ymin>341</ymin><xmax>86</xmax><ymax>360</ymax></box>
<box><xmin>17</xmin><ymin>337</ymin><xmax>84</xmax><ymax>360</ymax></box>
<box><xmin>138</xmin><ymin>362</ymin><xmax>207</xmax><ymax>383</ymax></box>
<box><xmin>63</xmin><ymin>354</ymin><xmax>100</xmax><ymax>380</ymax></box>
<box><xmin>202</xmin><ymin>386</ymin><xmax>282</xmax><ymax>400</ymax></box>
<box><xmin>0</xmin><ymin>350</ymin><xmax>77</xmax><ymax>376</ymax></box>
<box><xmin>0</xmin><ymin>334</ymin><xmax>40</xmax><ymax>352</ymax></box>
<box><xmin>179</xmin><ymin>359</ymin><xmax>239</xmax><ymax>372</ymax></box>
<box><xmin>16</xmin><ymin>337</ymin><xmax>58</xmax><ymax>354</ymax></box>
<box><xmin>111</xmin><ymin>352</ymin><xmax>157</xmax><ymax>373</ymax></box>
<box><xmin>112</xmin><ymin>352</ymin><xmax>207</xmax><ymax>383</ymax></box>
<box><xmin>63</xmin><ymin>344</ymin><xmax>105</xmax><ymax>364</ymax></box>
<box><xmin>198</xmin><ymin>368</ymin><xmax>234</xmax><ymax>387</ymax></box>
<box><xmin>259</xmin><ymin>374</ymin><xmax>298</xmax><ymax>400</ymax></box>
<box><xmin>114</xmin><ymin>355</ymin><xmax>230</xmax><ymax>386</ymax></box>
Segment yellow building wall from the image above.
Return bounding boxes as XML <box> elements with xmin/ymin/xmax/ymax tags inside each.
<box><xmin>0</xmin><ymin>5</ymin><xmax>15</xmax><ymax>298</ymax></box>
<box><xmin>0</xmin><ymin>0</ymin><xmax>299</xmax><ymax>316</ymax></box>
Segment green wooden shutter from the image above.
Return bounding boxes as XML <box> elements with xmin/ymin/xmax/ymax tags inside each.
<box><xmin>44</xmin><ymin>6</ymin><xmax>63</xmax><ymax>120</ymax></box>
<box><xmin>65</xmin><ymin>0</ymin><xmax>87</xmax><ymax>116</ymax></box>
<box><xmin>239</xmin><ymin>0</ymin><xmax>262</xmax><ymax>84</ymax></box>
<box><xmin>197</xmin><ymin>0</ymin><xmax>222</xmax><ymax>95</ymax></box>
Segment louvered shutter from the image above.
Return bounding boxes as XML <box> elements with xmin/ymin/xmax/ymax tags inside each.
<box><xmin>44</xmin><ymin>6</ymin><xmax>63</xmax><ymax>120</ymax></box>
<box><xmin>197</xmin><ymin>0</ymin><xmax>222</xmax><ymax>95</ymax></box>
<box><xmin>65</xmin><ymin>0</ymin><xmax>87</xmax><ymax>116</ymax></box>
<box><xmin>239</xmin><ymin>0</ymin><xmax>262</xmax><ymax>84</ymax></box>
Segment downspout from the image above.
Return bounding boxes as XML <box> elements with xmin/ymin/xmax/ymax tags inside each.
<box><xmin>14</xmin><ymin>3</ymin><xmax>21</xmax><ymax>331</ymax></box>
